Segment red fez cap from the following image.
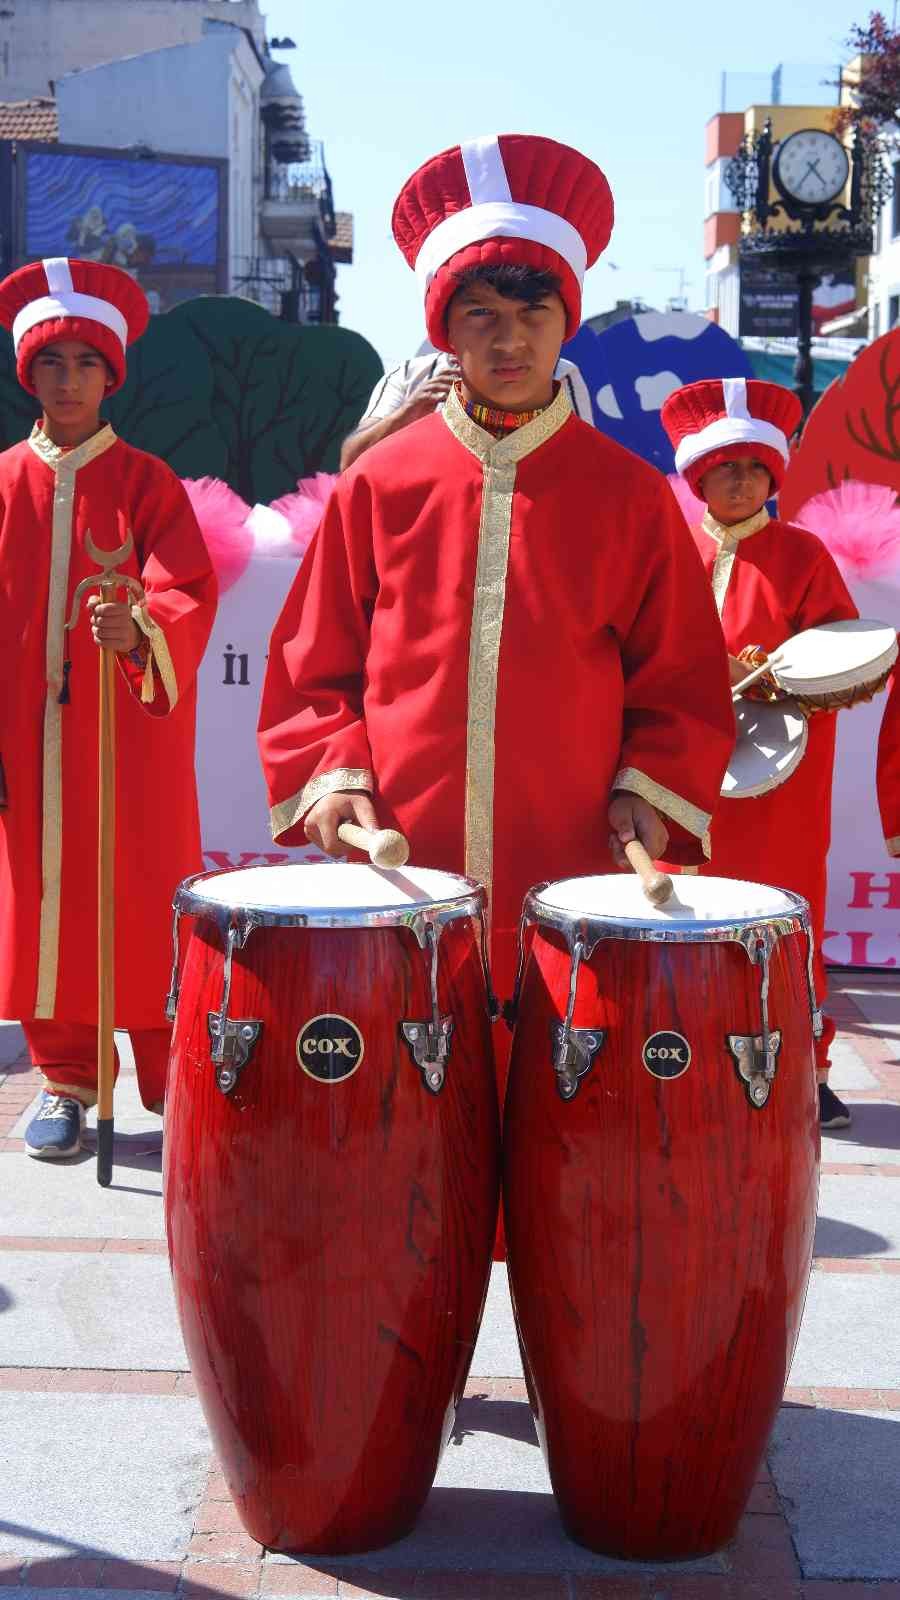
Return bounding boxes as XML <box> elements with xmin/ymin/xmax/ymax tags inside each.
<box><xmin>661</xmin><ymin>377</ymin><xmax>802</xmax><ymax>494</ymax></box>
<box><xmin>0</xmin><ymin>256</ymin><xmax>150</xmax><ymax>395</ymax></box>
<box><xmin>392</xmin><ymin>134</ymin><xmax>614</xmax><ymax>350</ymax></box>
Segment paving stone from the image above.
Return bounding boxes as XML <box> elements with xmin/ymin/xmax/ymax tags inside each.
<box><xmin>0</xmin><ymin>1022</ymin><xmax>26</xmax><ymax>1069</ymax></box>
<box><xmin>841</xmin><ymin>985</ymin><xmax>900</xmax><ymax>1050</ymax></box>
<box><xmin>769</xmin><ymin>1403</ymin><xmax>900</xmax><ymax>1578</ymax></box>
<box><xmin>814</xmin><ymin>1176</ymin><xmax>900</xmax><ymax>1258</ymax></box>
<box><xmin>0</xmin><ymin>1135</ymin><xmax>163</xmax><ymax>1239</ymax></box>
<box><xmin>0</xmin><ymin>1251</ymin><xmax>186</xmax><ymax>1370</ymax></box>
<box><xmin>821</xmin><ymin>1101</ymin><xmax>900</xmax><ymax>1165</ymax></box>
<box><xmin>0</xmin><ymin>1393</ymin><xmax>208</xmax><ymax>1560</ymax></box>
<box><xmin>825</xmin><ymin>1037</ymin><xmax>879</xmax><ymax>1091</ymax></box>
<box><xmin>469</xmin><ymin>1265</ymin><xmax>522</xmax><ymax>1379</ymax></box>
<box><xmin>788</xmin><ymin>1271</ymin><xmax>900</xmax><ymax>1388</ymax></box>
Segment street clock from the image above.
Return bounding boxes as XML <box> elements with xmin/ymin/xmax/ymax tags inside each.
<box><xmin>773</xmin><ymin>129</ymin><xmax>850</xmax><ymax>207</ymax></box>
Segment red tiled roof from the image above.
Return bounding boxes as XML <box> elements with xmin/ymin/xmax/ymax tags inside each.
<box><xmin>0</xmin><ymin>98</ymin><xmax>58</xmax><ymax>142</ymax></box>
<box><xmin>329</xmin><ymin>211</ymin><xmax>353</xmax><ymax>265</ymax></box>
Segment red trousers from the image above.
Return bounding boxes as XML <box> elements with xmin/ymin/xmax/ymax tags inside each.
<box><xmin>23</xmin><ymin>1021</ymin><xmax>170</xmax><ymax>1110</ymax></box>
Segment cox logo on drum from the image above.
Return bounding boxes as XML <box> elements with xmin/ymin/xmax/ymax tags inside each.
<box><xmin>296</xmin><ymin>1015</ymin><xmax>365</xmax><ymax>1083</ymax></box>
<box><xmin>642</xmin><ymin>1030</ymin><xmax>691</xmax><ymax>1080</ymax></box>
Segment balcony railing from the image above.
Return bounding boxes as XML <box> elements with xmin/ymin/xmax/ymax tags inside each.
<box><xmin>265</xmin><ymin>140</ymin><xmax>335</xmax><ymax>231</ymax></box>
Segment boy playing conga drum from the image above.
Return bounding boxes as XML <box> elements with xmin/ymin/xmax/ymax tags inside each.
<box><xmin>258</xmin><ymin>134</ymin><xmax>735</xmax><ymax>1084</ymax></box>
<box><xmin>662</xmin><ymin>378</ymin><xmax>858</xmax><ymax>1127</ymax></box>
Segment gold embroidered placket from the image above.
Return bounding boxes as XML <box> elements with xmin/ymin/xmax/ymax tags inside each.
<box><xmin>29</xmin><ymin>424</ymin><xmax>119</xmax><ymax>1017</ymax></box>
<box><xmin>441</xmin><ymin>385</ymin><xmax>574</xmax><ymax>901</ymax></box>
<box><xmin>701</xmin><ymin>508</ymin><xmax>770</xmax><ymax>617</ymax></box>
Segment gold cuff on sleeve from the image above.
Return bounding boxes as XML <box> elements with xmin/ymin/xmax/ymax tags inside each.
<box><xmin>887</xmin><ymin>835</ymin><xmax>900</xmax><ymax>858</ymax></box>
<box><xmin>131</xmin><ymin>603</ymin><xmax>178</xmax><ymax>710</ymax></box>
<box><xmin>270</xmin><ymin>767</ymin><xmax>374</xmax><ymax>841</ymax></box>
<box><xmin>613</xmin><ymin>766</ymin><xmax>712</xmax><ymax>843</ymax></box>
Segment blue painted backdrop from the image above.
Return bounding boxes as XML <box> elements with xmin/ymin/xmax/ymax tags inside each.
<box><xmin>563</xmin><ymin>311</ymin><xmax>754</xmax><ymax>473</ymax></box>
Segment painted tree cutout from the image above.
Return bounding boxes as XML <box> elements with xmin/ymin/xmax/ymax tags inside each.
<box><xmin>780</xmin><ymin>328</ymin><xmax>900</xmax><ymax>522</ymax></box>
<box><xmin>170</xmin><ymin>298</ymin><xmax>381</xmax><ymax>502</ymax></box>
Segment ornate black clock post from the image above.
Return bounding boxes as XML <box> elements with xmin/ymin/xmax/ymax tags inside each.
<box><xmin>726</xmin><ymin>122</ymin><xmax>889</xmax><ymax>420</ymax></box>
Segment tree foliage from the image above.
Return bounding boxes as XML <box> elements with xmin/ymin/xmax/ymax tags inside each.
<box><xmin>835</xmin><ymin>11</ymin><xmax>900</xmax><ymax>134</ymax></box>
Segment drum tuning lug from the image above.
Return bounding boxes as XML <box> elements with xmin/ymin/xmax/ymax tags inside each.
<box><xmin>727</xmin><ymin>1030</ymin><xmax>782</xmax><ymax>1109</ymax></box>
<box><xmin>207</xmin><ymin>1014</ymin><xmax>262</xmax><ymax>1095</ymax></box>
<box><xmin>401</xmin><ymin>1017</ymin><xmax>454</xmax><ymax>1093</ymax></box>
<box><xmin>550</xmin><ymin>1024</ymin><xmax>606</xmax><ymax>1101</ymax></box>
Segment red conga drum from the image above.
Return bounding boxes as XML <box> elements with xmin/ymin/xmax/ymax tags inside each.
<box><xmin>164</xmin><ymin>862</ymin><xmax>500</xmax><ymax>1554</ymax></box>
<box><xmin>503</xmin><ymin>874</ymin><xmax>820</xmax><ymax>1560</ymax></box>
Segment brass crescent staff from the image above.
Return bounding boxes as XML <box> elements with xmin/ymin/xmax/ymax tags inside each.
<box><xmin>67</xmin><ymin>531</ymin><xmax>144</xmax><ymax>1187</ymax></box>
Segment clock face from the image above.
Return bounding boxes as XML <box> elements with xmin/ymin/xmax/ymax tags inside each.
<box><xmin>775</xmin><ymin>130</ymin><xmax>850</xmax><ymax>205</ymax></box>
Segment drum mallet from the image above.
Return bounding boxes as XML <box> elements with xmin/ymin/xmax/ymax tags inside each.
<box><xmin>624</xmin><ymin>839</ymin><xmax>674</xmax><ymax>908</ymax></box>
<box><xmin>337</xmin><ymin>822</ymin><xmax>410</xmax><ymax>869</ymax></box>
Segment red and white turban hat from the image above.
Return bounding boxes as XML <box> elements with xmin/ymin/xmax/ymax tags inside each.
<box><xmin>392</xmin><ymin>134</ymin><xmax>614</xmax><ymax>351</ymax></box>
<box><xmin>0</xmin><ymin>257</ymin><xmax>149</xmax><ymax>395</ymax></box>
<box><xmin>661</xmin><ymin>377</ymin><xmax>802</xmax><ymax>495</ymax></box>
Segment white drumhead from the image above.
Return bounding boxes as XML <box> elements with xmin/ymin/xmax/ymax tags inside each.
<box><xmin>723</xmin><ymin>699</ymin><xmax>808</xmax><ymax>799</ymax></box>
<box><xmin>195</xmin><ymin>862</ymin><xmax>474</xmax><ymax>911</ymax></box>
<box><xmin>536</xmin><ymin>874</ymin><xmax>798</xmax><ymax>924</ymax></box>
<box><xmin>775</xmin><ymin>618</ymin><xmax>897</xmax><ymax>695</ymax></box>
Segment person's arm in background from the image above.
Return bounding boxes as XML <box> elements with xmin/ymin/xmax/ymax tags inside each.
<box><xmin>339</xmin><ymin>359</ymin><xmax>458</xmax><ymax>470</ymax></box>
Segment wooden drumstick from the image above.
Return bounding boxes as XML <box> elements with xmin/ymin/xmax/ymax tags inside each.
<box><xmin>624</xmin><ymin>839</ymin><xmax>674</xmax><ymax>908</ymax></box>
<box><xmin>337</xmin><ymin>822</ymin><xmax>410</xmax><ymax>869</ymax></box>
<box><xmin>731</xmin><ymin>650</ymin><xmax>786</xmax><ymax>702</ymax></box>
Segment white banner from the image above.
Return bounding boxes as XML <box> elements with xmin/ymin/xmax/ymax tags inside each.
<box><xmin>195</xmin><ymin>555</ymin><xmax>323</xmax><ymax>872</ymax></box>
<box><xmin>822</xmin><ymin>577</ymin><xmax>898</xmax><ymax>972</ymax></box>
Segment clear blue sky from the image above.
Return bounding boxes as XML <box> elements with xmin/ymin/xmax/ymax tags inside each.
<box><xmin>261</xmin><ymin>0</ymin><xmax>871</xmax><ymax>367</ymax></box>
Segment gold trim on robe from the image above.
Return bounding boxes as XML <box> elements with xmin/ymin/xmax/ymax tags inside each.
<box><xmin>272</xmin><ymin>767</ymin><xmax>375</xmax><ymax>840</ymax></box>
<box><xmin>700</xmin><ymin>508</ymin><xmax>770</xmax><ymax>618</ymax></box>
<box><xmin>131</xmin><ymin>601</ymin><xmax>178</xmax><ymax>709</ymax></box>
<box><xmin>28</xmin><ymin>423</ymin><xmax>119</xmax><ymax>1018</ymax></box>
<box><xmin>613</xmin><ymin>764</ymin><xmax>712</xmax><ymax>854</ymax></box>
<box><xmin>441</xmin><ymin>385</ymin><xmax>573</xmax><ymax>901</ymax></box>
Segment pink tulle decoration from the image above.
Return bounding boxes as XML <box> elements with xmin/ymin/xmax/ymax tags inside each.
<box><xmin>270</xmin><ymin>472</ymin><xmax>339</xmax><ymax>559</ymax></box>
<box><xmin>182</xmin><ymin>477</ymin><xmax>253</xmax><ymax>593</ymax></box>
<box><xmin>793</xmin><ymin>479</ymin><xmax>900</xmax><ymax>583</ymax></box>
<box><xmin>666</xmin><ymin>473</ymin><xmax>706</xmax><ymax>527</ymax></box>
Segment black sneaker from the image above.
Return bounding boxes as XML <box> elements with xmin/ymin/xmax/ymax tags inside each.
<box><xmin>819</xmin><ymin>1083</ymin><xmax>851</xmax><ymax>1129</ymax></box>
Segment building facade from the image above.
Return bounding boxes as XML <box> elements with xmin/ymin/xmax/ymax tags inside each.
<box><xmin>0</xmin><ymin>0</ymin><xmax>352</xmax><ymax>320</ymax></box>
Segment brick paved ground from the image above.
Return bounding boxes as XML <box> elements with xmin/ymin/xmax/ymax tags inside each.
<box><xmin>0</xmin><ymin>974</ymin><xmax>898</xmax><ymax>1600</ymax></box>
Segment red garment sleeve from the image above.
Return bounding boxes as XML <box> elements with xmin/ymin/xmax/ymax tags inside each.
<box><xmin>258</xmin><ymin>474</ymin><xmax>378</xmax><ymax>846</ymax></box>
<box><xmin>877</xmin><ymin>669</ymin><xmax>900</xmax><ymax>856</ymax></box>
<box><xmin>794</xmin><ymin>544</ymin><xmax>858</xmax><ymax>630</ymax></box>
<box><xmin>613</xmin><ymin>476</ymin><xmax>735</xmax><ymax>865</ymax></box>
<box><xmin>118</xmin><ymin>462</ymin><xmax>217</xmax><ymax>717</ymax></box>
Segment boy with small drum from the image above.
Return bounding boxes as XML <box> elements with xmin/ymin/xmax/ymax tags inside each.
<box><xmin>662</xmin><ymin>377</ymin><xmax>858</xmax><ymax>1127</ymax></box>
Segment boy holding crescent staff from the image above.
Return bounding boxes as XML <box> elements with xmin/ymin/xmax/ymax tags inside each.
<box><xmin>0</xmin><ymin>257</ymin><xmax>216</xmax><ymax>1159</ymax></box>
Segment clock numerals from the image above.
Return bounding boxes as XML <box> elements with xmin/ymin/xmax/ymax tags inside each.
<box><xmin>774</xmin><ymin>130</ymin><xmax>849</xmax><ymax>207</ymax></box>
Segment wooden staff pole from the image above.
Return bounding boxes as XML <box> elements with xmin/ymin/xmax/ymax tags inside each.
<box><xmin>96</xmin><ymin>569</ymin><xmax>117</xmax><ymax>1188</ymax></box>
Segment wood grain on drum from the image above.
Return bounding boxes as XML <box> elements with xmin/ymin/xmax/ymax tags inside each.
<box><xmin>164</xmin><ymin>916</ymin><xmax>500</xmax><ymax>1554</ymax></box>
<box><xmin>503</xmin><ymin>926</ymin><xmax>819</xmax><ymax>1560</ymax></box>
